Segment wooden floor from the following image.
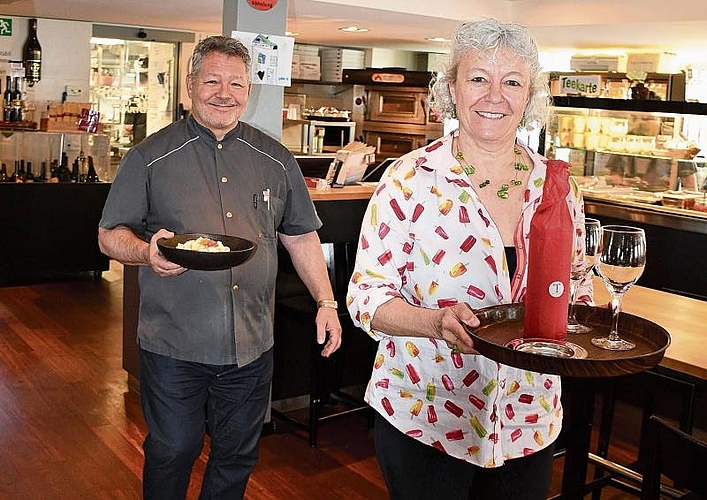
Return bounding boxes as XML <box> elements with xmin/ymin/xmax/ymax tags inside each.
<box><xmin>0</xmin><ymin>262</ymin><xmax>641</xmax><ymax>499</ymax></box>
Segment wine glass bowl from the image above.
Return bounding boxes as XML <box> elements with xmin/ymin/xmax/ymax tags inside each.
<box><xmin>567</xmin><ymin>218</ymin><xmax>601</xmax><ymax>334</ymax></box>
<box><xmin>592</xmin><ymin>225</ymin><xmax>647</xmax><ymax>351</ymax></box>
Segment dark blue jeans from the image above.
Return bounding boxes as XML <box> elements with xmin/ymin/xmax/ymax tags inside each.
<box><xmin>139</xmin><ymin>348</ymin><xmax>273</xmax><ymax>500</ymax></box>
<box><xmin>374</xmin><ymin>412</ymin><xmax>555</xmax><ymax>500</ymax></box>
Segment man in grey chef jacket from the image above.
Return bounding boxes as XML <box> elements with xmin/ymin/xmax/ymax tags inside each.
<box><xmin>98</xmin><ymin>35</ymin><xmax>342</xmax><ymax>499</ymax></box>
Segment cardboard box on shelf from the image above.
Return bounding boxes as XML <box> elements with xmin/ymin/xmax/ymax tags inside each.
<box><xmin>293</xmin><ymin>44</ymin><xmax>320</xmax><ymax>57</ymax></box>
<box><xmin>320</xmin><ymin>48</ymin><xmax>365</xmax><ymax>82</ymax></box>
<box><xmin>291</xmin><ymin>54</ymin><xmax>301</xmax><ymax>80</ymax></box>
<box><xmin>298</xmin><ymin>55</ymin><xmax>321</xmax><ymax>81</ymax></box>
<box><xmin>570</xmin><ymin>54</ymin><xmax>627</xmax><ymax>73</ymax></box>
<box><xmin>627</xmin><ymin>53</ymin><xmax>678</xmax><ymax>74</ymax></box>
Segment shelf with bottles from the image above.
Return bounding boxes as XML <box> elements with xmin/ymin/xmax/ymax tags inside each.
<box><xmin>0</xmin><ymin>130</ymin><xmax>113</xmax><ymax>184</ymax></box>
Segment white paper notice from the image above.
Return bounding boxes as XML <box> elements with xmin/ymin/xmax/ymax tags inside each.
<box><xmin>231</xmin><ymin>30</ymin><xmax>295</xmax><ymax>86</ymax></box>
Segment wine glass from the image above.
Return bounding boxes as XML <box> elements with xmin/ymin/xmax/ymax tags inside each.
<box><xmin>567</xmin><ymin>218</ymin><xmax>601</xmax><ymax>334</ymax></box>
<box><xmin>592</xmin><ymin>225</ymin><xmax>647</xmax><ymax>351</ymax></box>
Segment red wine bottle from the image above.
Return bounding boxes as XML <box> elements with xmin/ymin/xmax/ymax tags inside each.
<box><xmin>3</xmin><ymin>76</ymin><xmax>13</xmax><ymax>122</ymax></box>
<box><xmin>86</xmin><ymin>156</ymin><xmax>99</xmax><ymax>182</ymax></box>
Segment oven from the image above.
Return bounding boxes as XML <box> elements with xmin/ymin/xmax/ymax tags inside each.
<box><xmin>367</xmin><ymin>88</ymin><xmax>428</xmax><ymax>125</ymax></box>
<box><xmin>344</xmin><ymin>69</ymin><xmax>444</xmax><ymax>160</ymax></box>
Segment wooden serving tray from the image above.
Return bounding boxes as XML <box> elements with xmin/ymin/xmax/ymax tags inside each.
<box><xmin>465</xmin><ymin>304</ymin><xmax>671</xmax><ymax>378</ymax></box>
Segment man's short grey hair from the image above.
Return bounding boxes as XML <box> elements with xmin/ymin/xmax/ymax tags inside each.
<box><xmin>429</xmin><ymin>18</ymin><xmax>551</xmax><ymax>130</ymax></box>
<box><xmin>189</xmin><ymin>35</ymin><xmax>252</xmax><ymax>82</ymax></box>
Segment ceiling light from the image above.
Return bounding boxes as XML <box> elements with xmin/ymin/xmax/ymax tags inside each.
<box><xmin>340</xmin><ymin>26</ymin><xmax>369</xmax><ymax>33</ymax></box>
<box><xmin>426</xmin><ymin>37</ymin><xmax>449</xmax><ymax>43</ymax></box>
<box><xmin>285</xmin><ymin>31</ymin><xmax>300</xmax><ymax>37</ymax></box>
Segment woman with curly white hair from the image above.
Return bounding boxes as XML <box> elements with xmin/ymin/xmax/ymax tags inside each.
<box><xmin>347</xmin><ymin>17</ymin><xmax>591</xmax><ymax>499</ymax></box>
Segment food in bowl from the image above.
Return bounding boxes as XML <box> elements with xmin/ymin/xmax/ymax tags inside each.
<box><xmin>176</xmin><ymin>236</ymin><xmax>231</xmax><ymax>252</ymax></box>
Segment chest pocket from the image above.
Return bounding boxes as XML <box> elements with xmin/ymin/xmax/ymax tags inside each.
<box><xmin>256</xmin><ymin>193</ymin><xmax>284</xmax><ymax>241</ymax></box>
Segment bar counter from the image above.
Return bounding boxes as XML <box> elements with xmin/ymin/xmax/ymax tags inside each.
<box><xmin>592</xmin><ymin>276</ymin><xmax>707</xmax><ymax>381</ymax></box>
<box><xmin>0</xmin><ymin>182</ymin><xmax>111</xmax><ymax>285</ymax></box>
<box><xmin>584</xmin><ymin>194</ymin><xmax>707</xmax><ymax>300</ymax></box>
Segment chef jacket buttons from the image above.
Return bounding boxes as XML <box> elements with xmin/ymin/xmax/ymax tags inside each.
<box><xmin>221</xmin><ymin>176</ymin><xmax>228</xmax><ymax>183</ymax></box>
<box><xmin>217</xmin><ymin>143</ymin><xmax>223</xmax><ymax>150</ymax></box>
<box><xmin>232</xmin><ymin>284</ymin><xmax>239</xmax><ymax>291</ymax></box>
<box><xmin>226</xmin><ymin>211</ymin><xmax>233</xmax><ymax>218</ymax></box>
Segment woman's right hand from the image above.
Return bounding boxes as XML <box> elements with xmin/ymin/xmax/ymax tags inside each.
<box><xmin>433</xmin><ymin>303</ymin><xmax>480</xmax><ymax>354</ymax></box>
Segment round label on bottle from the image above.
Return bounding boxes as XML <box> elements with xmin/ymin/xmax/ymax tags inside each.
<box><xmin>246</xmin><ymin>0</ymin><xmax>278</xmax><ymax>11</ymax></box>
<box><xmin>548</xmin><ymin>281</ymin><xmax>565</xmax><ymax>298</ymax></box>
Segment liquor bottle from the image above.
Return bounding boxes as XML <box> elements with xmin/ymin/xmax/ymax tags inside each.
<box><xmin>12</xmin><ymin>160</ymin><xmax>26</xmax><ymax>183</ymax></box>
<box><xmin>0</xmin><ymin>163</ymin><xmax>7</xmax><ymax>182</ymax></box>
<box><xmin>57</xmin><ymin>153</ymin><xmax>71</xmax><ymax>182</ymax></box>
<box><xmin>77</xmin><ymin>150</ymin><xmax>87</xmax><ymax>182</ymax></box>
<box><xmin>3</xmin><ymin>76</ymin><xmax>12</xmax><ymax>122</ymax></box>
<box><xmin>24</xmin><ymin>161</ymin><xmax>35</xmax><ymax>182</ymax></box>
<box><xmin>10</xmin><ymin>77</ymin><xmax>23</xmax><ymax>122</ymax></box>
<box><xmin>86</xmin><ymin>156</ymin><xmax>99</xmax><ymax>182</ymax></box>
<box><xmin>35</xmin><ymin>161</ymin><xmax>47</xmax><ymax>183</ymax></box>
<box><xmin>23</xmin><ymin>18</ymin><xmax>42</xmax><ymax>86</ymax></box>
<box><xmin>71</xmin><ymin>158</ymin><xmax>79</xmax><ymax>182</ymax></box>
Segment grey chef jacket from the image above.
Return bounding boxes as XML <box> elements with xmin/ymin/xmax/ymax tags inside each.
<box><xmin>99</xmin><ymin>116</ymin><xmax>322</xmax><ymax>366</ymax></box>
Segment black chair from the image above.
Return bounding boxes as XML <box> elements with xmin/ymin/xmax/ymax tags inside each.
<box><xmin>640</xmin><ymin>415</ymin><xmax>707</xmax><ymax>500</ymax></box>
<box><xmin>271</xmin><ymin>293</ymin><xmax>374</xmax><ymax>447</ymax></box>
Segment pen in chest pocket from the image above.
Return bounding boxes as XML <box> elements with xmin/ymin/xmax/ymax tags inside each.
<box><xmin>263</xmin><ymin>188</ymin><xmax>271</xmax><ymax>211</ymax></box>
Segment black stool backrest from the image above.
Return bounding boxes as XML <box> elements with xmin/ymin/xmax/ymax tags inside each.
<box><xmin>641</xmin><ymin>414</ymin><xmax>707</xmax><ymax>500</ymax></box>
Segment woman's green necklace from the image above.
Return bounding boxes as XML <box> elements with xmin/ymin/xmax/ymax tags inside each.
<box><xmin>454</xmin><ymin>144</ymin><xmax>530</xmax><ymax>199</ymax></box>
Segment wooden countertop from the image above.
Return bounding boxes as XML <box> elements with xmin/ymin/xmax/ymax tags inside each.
<box><xmin>308</xmin><ymin>182</ymin><xmax>377</xmax><ymax>201</ymax></box>
<box><xmin>592</xmin><ymin>276</ymin><xmax>707</xmax><ymax>381</ymax></box>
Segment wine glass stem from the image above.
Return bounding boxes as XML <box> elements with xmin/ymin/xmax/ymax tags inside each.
<box><xmin>568</xmin><ymin>280</ymin><xmax>579</xmax><ymax>323</ymax></box>
<box><xmin>608</xmin><ymin>292</ymin><xmax>625</xmax><ymax>341</ymax></box>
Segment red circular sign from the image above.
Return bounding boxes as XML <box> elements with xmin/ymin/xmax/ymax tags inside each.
<box><xmin>246</xmin><ymin>0</ymin><xmax>278</xmax><ymax>11</ymax></box>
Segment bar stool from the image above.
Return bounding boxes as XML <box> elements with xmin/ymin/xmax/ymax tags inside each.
<box><xmin>583</xmin><ymin>367</ymin><xmax>706</xmax><ymax>498</ymax></box>
<box><xmin>271</xmin><ymin>293</ymin><xmax>374</xmax><ymax>447</ymax></box>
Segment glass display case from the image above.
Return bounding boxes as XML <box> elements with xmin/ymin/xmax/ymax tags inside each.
<box><xmin>90</xmin><ymin>38</ymin><xmax>178</xmax><ymax>149</ymax></box>
<box><xmin>544</xmin><ymin>97</ymin><xmax>707</xmax><ymax>212</ymax></box>
<box><xmin>543</xmin><ymin>97</ymin><xmax>707</xmax><ymax>300</ymax></box>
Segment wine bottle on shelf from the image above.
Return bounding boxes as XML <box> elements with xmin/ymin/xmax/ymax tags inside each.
<box><xmin>71</xmin><ymin>158</ymin><xmax>79</xmax><ymax>182</ymax></box>
<box><xmin>24</xmin><ymin>161</ymin><xmax>35</xmax><ymax>182</ymax></box>
<box><xmin>23</xmin><ymin>18</ymin><xmax>42</xmax><ymax>87</ymax></box>
<box><xmin>49</xmin><ymin>159</ymin><xmax>59</xmax><ymax>183</ymax></box>
<box><xmin>12</xmin><ymin>160</ymin><xmax>26</xmax><ymax>183</ymax></box>
<box><xmin>36</xmin><ymin>161</ymin><xmax>47</xmax><ymax>182</ymax></box>
<box><xmin>10</xmin><ymin>77</ymin><xmax>23</xmax><ymax>122</ymax></box>
<box><xmin>3</xmin><ymin>76</ymin><xmax>13</xmax><ymax>122</ymax></box>
<box><xmin>86</xmin><ymin>156</ymin><xmax>99</xmax><ymax>182</ymax></box>
<box><xmin>0</xmin><ymin>163</ymin><xmax>8</xmax><ymax>182</ymax></box>
<box><xmin>57</xmin><ymin>153</ymin><xmax>71</xmax><ymax>182</ymax></box>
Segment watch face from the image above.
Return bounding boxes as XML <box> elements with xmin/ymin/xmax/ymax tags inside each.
<box><xmin>246</xmin><ymin>0</ymin><xmax>278</xmax><ymax>11</ymax></box>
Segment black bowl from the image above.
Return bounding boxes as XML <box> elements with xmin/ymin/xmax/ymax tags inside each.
<box><xmin>157</xmin><ymin>233</ymin><xmax>256</xmax><ymax>271</ymax></box>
